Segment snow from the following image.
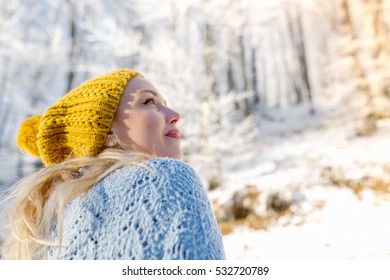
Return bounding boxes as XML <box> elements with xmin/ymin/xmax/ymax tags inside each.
<box><xmin>224</xmin><ymin>188</ymin><xmax>390</xmax><ymax>259</ymax></box>
<box><xmin>220</xmin><ymin>109</ymin><xmax>390</xmax><ymax>260</ymax></box>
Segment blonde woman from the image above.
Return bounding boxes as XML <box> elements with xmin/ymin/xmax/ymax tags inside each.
<box><xmin>1</xmin><ymin>69</ymin><xmax>225</xmax><ymax>260</ymax></box>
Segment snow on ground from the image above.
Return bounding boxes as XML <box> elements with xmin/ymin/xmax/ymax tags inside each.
<box><xmin>223</xmin><ymin>188</ymin><xmax>390</xmax><ymax>259</ymax></box>
<box><xmin>219</xmin><ymin>107</ymin><xmax>390</xmax><ymax>260</ymax></box>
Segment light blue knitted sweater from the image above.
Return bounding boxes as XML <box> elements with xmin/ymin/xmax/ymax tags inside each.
<box><xmin>47</xmin><ymin>158</ymin><xmax>225</xmax><ymax>260</ymax></box>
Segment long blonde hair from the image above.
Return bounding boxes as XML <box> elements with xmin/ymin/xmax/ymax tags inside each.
<box><xmin>0</xmin><ymin>148</ymin><xmax>151</xmax><ymax>259</ymax></box>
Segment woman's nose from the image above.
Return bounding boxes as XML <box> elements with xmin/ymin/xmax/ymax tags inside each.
<box><xmin>167</xmin><ymin>108</ymin><xmax>180</xmax><ymax>125</ymax></box>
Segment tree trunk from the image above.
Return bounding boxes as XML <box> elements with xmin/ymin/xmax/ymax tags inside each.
<box><xmin>66</xmin><ymin>0</ymin><xmax>77</xmax><ymax>93</ymax></box>
<box><xmin>338</xmin><ymin>0</ymin><xmax>375</xmax><ymax>136</ymax></box>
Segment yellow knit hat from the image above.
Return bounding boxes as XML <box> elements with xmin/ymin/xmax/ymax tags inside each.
<box><xmin>17</xmin><ymin>69</ymin><xmax>141</xmax><ymax>166</ymax></box>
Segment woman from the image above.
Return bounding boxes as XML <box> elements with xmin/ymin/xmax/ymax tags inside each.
<box><xmin>1</xmin><ymin>69</ymin><xmax>225</xmax><ymax>260</ymax></box>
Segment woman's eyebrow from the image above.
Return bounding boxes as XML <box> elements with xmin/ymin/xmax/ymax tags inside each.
<box><xmin>139</xmin><ymin>89</ymin><xmax>167</xmax><ymax>105</ymax></box>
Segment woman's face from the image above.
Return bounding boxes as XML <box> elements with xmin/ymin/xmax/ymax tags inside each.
<box><xmin>110</xmin><ymin>76</ymin><xmax>183</xmax><ymax>160</ymax></box>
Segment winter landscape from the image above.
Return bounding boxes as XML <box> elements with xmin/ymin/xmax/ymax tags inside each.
<box><xmin>219</xmin><ymin>110</ymin><xmax>390</xmax><ymax>260</ymax></box>
<box><xmin>1</xmin><ymin>0</ymin><xmax>390</xmax><ymax>264</ymax></box>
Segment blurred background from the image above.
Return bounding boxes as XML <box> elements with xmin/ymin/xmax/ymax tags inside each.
<box><xmin>1</xmin><ymin>0</ymin><xmax>390</xmax><ymax>259</ymax></box>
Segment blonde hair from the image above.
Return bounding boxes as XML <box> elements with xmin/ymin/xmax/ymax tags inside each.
<box><xmin>1</xmin><ymin>148</ymin><xmax>151</xmax><ymax>259</ymax></box>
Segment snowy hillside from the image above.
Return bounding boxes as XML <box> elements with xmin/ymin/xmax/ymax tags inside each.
<box><xmin>215</xmin><ymin>107</ymin><xmax>390</xmax><ymax>259</ymax></box>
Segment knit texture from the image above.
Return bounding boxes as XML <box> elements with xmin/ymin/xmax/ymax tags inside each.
<box><xmin>46</xmin><ymin>158</ymin><xmax>226</xmax><ymax>260</ymax></box>
<box><xmin>17</xmin><ymin>69</ymin><xmax>141</xmax><ymax>166</ymax></box>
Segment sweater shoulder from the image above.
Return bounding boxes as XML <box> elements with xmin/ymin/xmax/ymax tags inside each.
<box><xmin>77</xmin><ymin>158</ymin><xmax>204</xmax><ymax>209</ymax></box>
<box><xmin>102</xmin><ymin>158</ymin><xmax>200</xmax><ymax>191</ymax></box>
<box><xmin>50</xmin><ymin>157</ymin><xmax>225</xmax><ymax>260</ymax></box>
<box><xmin>146</xmin><ymin>158</ymin><xmax>199</xmax><ymax>180</ymax></box>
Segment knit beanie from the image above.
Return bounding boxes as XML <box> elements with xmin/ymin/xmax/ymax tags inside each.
<box><xmin>17</xmin><ymin>69</ymin><xmax>141</xmax><ymax>166</ymax></box>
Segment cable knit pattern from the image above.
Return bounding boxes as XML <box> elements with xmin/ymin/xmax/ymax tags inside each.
<box><xmin>46</xmin><ymin>158</ymin><xmax>225</xmax><ymax>260</ymax></box>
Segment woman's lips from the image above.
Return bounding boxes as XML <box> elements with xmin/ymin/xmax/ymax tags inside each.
<box><xmin>165</xmin><ymin>129</ymin><xmax>181</xmax><ymax>140</ymax></box>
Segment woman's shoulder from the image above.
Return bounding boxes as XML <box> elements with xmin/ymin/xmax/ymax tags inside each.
<box><xmin>92</xmin><ymin>157</ymin><xmax>202</xmax><ymax>198</ymax></box>
<box><xmin>108</xmin><ymin>157</ymin><xmax>199</xmax><ymax>184</ymax></box>
<box><xmin>58</xmin><ymin>157</ymin><xmax>225</xmax><ymax>260</ymax></box>
<box><xmin>60</xmin><ymin>158</ymin><xmax>202</xmax><ymax>235</ymax></box>
<box><xmin>146</xmin><ymin>157</ymin><xmax>198</xmax><ymax>177</ymax></box>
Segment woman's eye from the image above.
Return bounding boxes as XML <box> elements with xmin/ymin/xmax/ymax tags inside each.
<box><xmin>143</xmin><ymin>98</ymin><xmax>155</xmax><ymax>105</ymax></box>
